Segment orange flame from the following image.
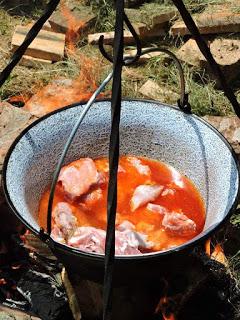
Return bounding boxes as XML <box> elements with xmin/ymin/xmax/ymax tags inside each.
<box><xmin>205</xmin><ymin>239</ymin><xmax>228</xmax><ymax>267</ymax></box>
<box><xmin>205</xmin><ymin>238</ymin><xmax>211</xmax><ymax>256</ymax></box>
<box><xmin>24</xmin><ymin>2</ymin><xmax>106</xmax><ymax>117</ymax></box>
<box><xmin>155</xmin><ymin>296</ymin><xmax>175</xmax><ymax>320</ymax></box>
<box><xmin>60</xmin><ymin>2</ymin><xmax>85</xmax><ymax>52</ymax></box>
<box><xmin>164</xmin><ymin>315</ymin><xmax>175</xmax><ymax>320</ymax></box>
<box><xmin>24</xmin><ymin>55</ymin><xmax>105</xmax><ymax>117</ymax></box>
<box><xmin>211</xmin><ymin>243</ymin><xmax>228</xmax><ymax>266</ymax></box>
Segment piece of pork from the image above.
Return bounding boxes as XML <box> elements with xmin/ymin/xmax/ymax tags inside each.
<box><xmin>81</xmin><ymin>188</ymin><xmax>103</xmax><ymax>206</ymax></box>
<box><xmin>52</xmin><ymin>202</ymin><xmax>77</xmax><ymax>237</ymax></box>
<box><xmin>96</xmin><ymin>164</ymin><xmax>125</xmax><ymax>186</ymax></box>
<box><xmin>161</xmin><ymin>188</ymin><xmax>175</xmax><ymax>197</ymax></box>
<box><xmin>67</xmin><ymin>221</ymin><xmax>152</xmax><ymax>255</ymax></box>
<box><xmin>117</xmin><ymin>220</ymin><xmax>153</xmax><ymax>251</ymax></box>
<box><xmin>127</xmin><ymin>156</ymin><xmax>151</xmax><ymax>176</ymax></box>
<box><xmin>117</xmin><ymin>220</ymin><xmax>135</xmax><ymax>232</ymax></box>
<box><xmin>68</xmin><ymin>226</ymin><xmax>106</xmax><ymax>253</ymax></box>
<box><xmin>51</xmin><ymin>226</ymin><xmax>65</xmax><ymax>244</ymax></box>
<box><xmin>162</xmin><ymin>212</ymin><xmax>196</xmax><ymax>236</ymax></box>
<box><xmin>58</xmin><ymin>158</ymin><xmax>99</xmax><ymax>198</ymax></box>
<box><xmin>115</xmin><ymin>231</ymin><xmax>142</xmax><ymax>255</ymax></box>
<box><xmin>67</xmin><ymin>225</ymin><xmax>141</xmax><ymax>255</ymax></box>
<box><xmin>147</xmin><ymin>203</ymin><xmax>168</xmax><ymax>215</ymax></box>
<box><xmin>130</xmin><ymin>184</ymin><xmax>164</xmax><ymax>211</ymax></box>
<box><xmin>96</xmin><ymin>161</ymin><xmax>126</xmax><ymax>174</ymax></box>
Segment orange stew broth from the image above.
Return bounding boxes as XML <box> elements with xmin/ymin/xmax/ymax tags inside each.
<box><xmin>38</xmin><ymin>156</ymin><xmax>205</xmax><ymax>252</ymax></box>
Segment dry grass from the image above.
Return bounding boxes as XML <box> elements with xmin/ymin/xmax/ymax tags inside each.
<box><xmin>0</xmin><ymin>0</ymin><xmax>238</xmax><ymax>117</ymax></box>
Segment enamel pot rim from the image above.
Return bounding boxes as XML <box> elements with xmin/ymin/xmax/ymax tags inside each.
<box><xmin>2</xmin><ymin>98</ymin><xmax>240</xmax><ymax>261</ymax></box>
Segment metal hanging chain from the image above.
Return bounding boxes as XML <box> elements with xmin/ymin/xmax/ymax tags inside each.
<box><xmin>0</xmin><ymin>0</ymin><xmax>61</xmax><ymax>88</ymax></box>
<box><xmin>171</xmin><ymin>0</ymin><xmax>240</xmax><ymax>118</ymax></box>
<box><xmin>103</xmin><ymin>0</ymin><xmax>124</xmax><ymax>320</ymax></box>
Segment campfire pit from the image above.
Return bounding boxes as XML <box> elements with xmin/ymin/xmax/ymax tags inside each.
<box><xmin>1</xmin><ymin>0</ymin><xmax>240</xmax><ymax>319</ymax></box>
<box><xmin>0</xmin><ymin>224</ymin><xmax>239</xmax><ymax>320</ymax></box>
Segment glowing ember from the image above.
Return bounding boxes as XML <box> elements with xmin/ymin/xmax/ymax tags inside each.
<box><xmin>155</xmin><ymin>296</ymin><xmax>175</xmax><ymax>320</ymax></box>
<box><xmin>164</xmin><ymin>315</ymin><xmax>175</xmax><ymax>320</ymax></box>
<box><xmin>0</xmin><ymin>278</ymin><xmax>7</xmax><ymax>285</ymax></box>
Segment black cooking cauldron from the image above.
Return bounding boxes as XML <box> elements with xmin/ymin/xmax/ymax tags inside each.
<box><xmin>2</xmin><ymin>99</ymin><xmax>240</xmax><ymax>283</ymax></box>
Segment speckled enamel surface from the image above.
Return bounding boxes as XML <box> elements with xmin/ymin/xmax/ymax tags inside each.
<box><xmin>4</xmin><ymin>100</ymin><xmax>240</xmax><ymax>251</ymax></box>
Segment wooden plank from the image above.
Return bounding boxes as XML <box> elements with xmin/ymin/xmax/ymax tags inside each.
<box><xmin>88</xmin><ymin>25</ymin><xmax>166</xmax><ymax>46</ymax></box>
<box><xmin>20</xmin><ymin>55</ymin><xmax>52</xmax><ymax>67</ymax></box>
<box><xmin>49</xmin><ymin>5</ymin><xmax>96</xmax><ymax>34</ymax></box>
<box><xmin>125</xmin><ymin>7</ymin><xmax>177</xmax><ymax>28</ymax></box>
<box><xmin>26</xmin><ymin>20</ymin><xmax>52</xmax><ymax>32</ymax></box>
<box><xmin>12</xmin><ymin>25</ymin><xmax>65</xmax><ymax>61</ymax></box>
<box><xmin>170</xmin><ymin>12</ymin><xmax>240</xmax><ymax>36</ymax></box>
<box><xmin>88</xmin><ymin>31</ymin><xmax>134</xmax><ymax>45</ymax></box>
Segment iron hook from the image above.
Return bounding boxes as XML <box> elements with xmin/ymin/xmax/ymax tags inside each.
<box><xmin>98</xmin><ymin>12</ymin><xmax>142</xmax><ymax>66</ymax></box>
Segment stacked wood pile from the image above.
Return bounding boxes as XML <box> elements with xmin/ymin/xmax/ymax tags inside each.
<box><xmin>86</xmin><ymin>2</ymin><xmax>240</xmax><ymax>97</ymax></box>
<box><xmin>11</xmin><ymin>3</ymin><xmax>96</xmax><ymax>66</ymax></box>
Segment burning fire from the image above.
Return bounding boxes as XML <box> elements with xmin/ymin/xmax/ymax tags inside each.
<box><xmin>60</xmin><ymin>2</ymin><xmax>85</xmax><ymax>52</ymax></box>
<box><xmin>205</xmin><ymin>238</ymin><xmax>211</xmax><ymax>256</ymax></box>
<box><xmin>23</xmin><ymin>1</ymin><xmax>107</xmax><ymax>117</ymax></box>
<box><xmin>205</xmin><ymin>239</ymin><xmax>228</xmax><ymax>267</ymax></box>
<box><xmin>155</xmin><ymin>296</ymin><xmax>175</xmax><ymax>320</ymax></box>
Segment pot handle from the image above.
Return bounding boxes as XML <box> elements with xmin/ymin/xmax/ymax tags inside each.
<box><xmin>39</xmin><ymin>72</ymin><xmax>113</xmax><ymax>241</ymax></box>
<box><xmin>139</xmin><ymin>47</ymin><xmax>191</xmax><ymax>114</ymax></box>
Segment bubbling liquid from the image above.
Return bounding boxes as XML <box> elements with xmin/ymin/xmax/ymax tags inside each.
<box><xmin>38</xmin><ymin>156</ymin><xmax>205</xmax><ymax>253</ymax></box>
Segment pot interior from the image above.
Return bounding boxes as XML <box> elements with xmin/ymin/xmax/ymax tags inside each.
<box><xmin>3</xmin><ymin>100</ymin><xmax>240</xmax><ymax>249</ymax></box>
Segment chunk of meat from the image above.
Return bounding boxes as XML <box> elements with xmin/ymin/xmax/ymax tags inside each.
<box><xmin>95</xmin><ymin>161</ymin><xmax>125</xmax><ymax>173</ymax></box>
<box><xmin>81</xmin><ymin>188</ymin><xmax>103</xmax><ymax>206</ymax></box>
<box><xmin>67</xmin><ymin>222</ymin><xmax>152</xmax><ymax>255</ymax></box>
<box><xmin>115</xmin><ymin>232</ymin><xmax>142</xmax><ymax>255</ymax></box>
<box><xmin>127</xmin><ymin>156</ymin><xmax>151</xmax><ymax>176</ymax></box>
<box><xmin>162</xmin><ymin>212</ymin><xmax>196</xmax><ymax>236</ymax></box>
<box><xmin>68</xmin><ymin>226</ymin><xmax>106</xmax><ymax>253</ymax></box>
<box><xmin>96</xmin><ymin>164</ymin><xmax>125</xmax><ymax>185</ymax></box>
<box><xmin>58</xmin><ymin>158</ymin><xmax>98</xmax><ymax>198</ymax></box>
<box><xmin>147</xmin><ymin>203</ymin><xmax>168</xmax><ymax>215</ymax></box>
<box><xmin>52</xmin><ymin>202</ymin><xmax>77</xmax><ymax>237</ymax></box>
<box><xmin>117</xmin><ymin>220</ymin><xmax>135</xmax><ymax>232</ymax></box>
<box><xmin>51</xmin><ymin>226</ymin><xmax>65</xmax><ymax>244</ymax></box>
<box><xmin>97</xmin><ymin>171</ymin><xmax>108</xmax><ymax>185</ymax></box>
<box><xmin>130</xmin><ymin>184</ymin><xmax>164</xmax><ymax>211</ymax></box>
<box><xmin>161</xmin><ymin>188</ymin><xmax>175</xmax><ymax>197</ymax></box>
<box><xmin>117</xmin><ymin>220</ymin><xmax>153</xmax><ymax>251</ymax></box>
